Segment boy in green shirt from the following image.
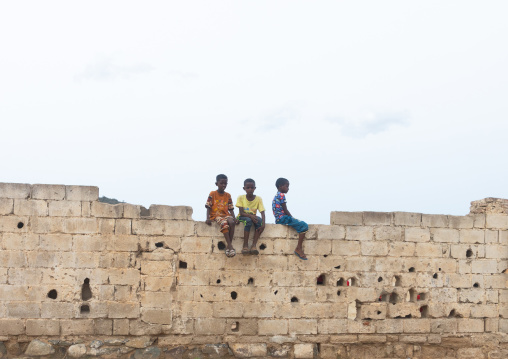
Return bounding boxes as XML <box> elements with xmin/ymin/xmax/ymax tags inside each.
<box><xmin>236</xmin><ymin>178</ymin><xmax>265</xmax><ymax>255</ymax></box>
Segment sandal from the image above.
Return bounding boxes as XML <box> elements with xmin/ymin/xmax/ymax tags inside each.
<box><xmin>229</xmin><ymin>248</ymin><xmax>236</xmax><ymax>257</ymax></box>
<box><xmin>249</xmin><ymin>247</ymin><xmax>259</xmax><ymax>255</ymax></box>
<box><xmin>294</xmin><ymin>250</ymin><xmax>308</xmax><ymax>260</ymax></box>
<box><xmin>225</xmin><ymin>249</ymin><xmax>231</xmax><ymax>257</ymax></box>
<box><xmin>242</xmin><ymin>248</ymin><xmax>250</xmax><ymax>255</ymax></box>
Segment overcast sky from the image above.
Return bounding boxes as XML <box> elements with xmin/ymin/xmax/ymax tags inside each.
<box><xmin>1</xmin><ymin>1</ymin><xmax>507</xmax><ymax>224</ymax></box>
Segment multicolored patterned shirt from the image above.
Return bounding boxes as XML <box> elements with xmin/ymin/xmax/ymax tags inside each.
<box><xmin>206</xmin><ymin>191</ymin><xmax>234</xmax><ymax>220</ymax></box>
<box><xmin>272</xmin><ymin>191</ymin><xmax>287</xmax><ymax>221</ymax></box>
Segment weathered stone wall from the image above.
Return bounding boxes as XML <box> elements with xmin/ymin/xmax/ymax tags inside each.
<box><xmin>0</xmin><ymin>182</ymin><xmax>507</xmax><ymax>358</ymax></box>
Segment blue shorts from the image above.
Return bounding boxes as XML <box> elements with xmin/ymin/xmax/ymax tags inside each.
<box><xmin>238</xmin><ymin>216</ymin><xmax>263</xmax><ymax>232</ymax></box>
<box><xmin>276</xmin><ymin>215</ymin><xmax>308</xmax><ymax>233</ymax></box>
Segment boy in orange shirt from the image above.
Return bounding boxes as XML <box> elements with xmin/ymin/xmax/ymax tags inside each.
<box><xmin>205</xmin><ymin>174</ymin><xmax>239</xmax><ymax>257</ymax></box>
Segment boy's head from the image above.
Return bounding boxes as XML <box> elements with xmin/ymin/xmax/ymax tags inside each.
<box><xmin>275</xmin><ymin>177</ymin><xmax>289</xmax><ymax>193</ymax></box>
<box><xmin>243</xmin><ymin>178</ymin><xmax>256</xmax><ymax>195</ymax></box>
<box><xmin>215</xmin><ymin>174</ymin><xmax>228</xmax><ymax>193</ymax></box>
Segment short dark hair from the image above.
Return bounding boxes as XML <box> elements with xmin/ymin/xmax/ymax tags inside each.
<box><xmin>275</xmin><ymin>177</ymin><xmax>289</xmax><ymax>189</ymax></box>
<box><xmin>244</xmin><ymin>178</ymin><xmax>255</xmax><ymax>186</ymax></box>
<box><xmin>216</xmin><ymin>174</ymin><xmax>228</xmax><ymax>182</ymax></box>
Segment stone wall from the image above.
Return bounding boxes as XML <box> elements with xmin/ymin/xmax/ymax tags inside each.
<box><xmin>0</xmin><ymin>182</ymin><xmax>507</xmax><ymax>359</ymax></box>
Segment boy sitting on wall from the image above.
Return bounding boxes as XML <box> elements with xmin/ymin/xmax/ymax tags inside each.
<box><xmin>205</xmin><ymin>174</ymin><xmax>239</xmax><ymax>257</ymax></box>
<box><xmin>236</xmin><ymin>178</ymin><xmax>265</xmax><ymax>255</ymax></box>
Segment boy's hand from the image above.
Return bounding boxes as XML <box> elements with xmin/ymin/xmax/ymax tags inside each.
<box><xmin>251</xmin><ymin>216</ymin><xmax>258</xmax><ymax>224</ymax></box>
<box><xmin>205</xmin><ymin>219</ymin><xmax>212</xmax><ymax>226</ymax></box>
<box><xmin>235</xmin><ymin>218</ymin><xmax>240</xmax><ymax>224</ymax></box>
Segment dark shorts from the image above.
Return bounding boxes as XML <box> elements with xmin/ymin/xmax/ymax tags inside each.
<box><xmin>276</xmin><ymin>215</ymin><xmax>308</xmax><ymax>233</ymax></box>
<box><xmin>238</xmin><ymin>216</ymin><xmax>263</xmax><ymax>232</ymax></box>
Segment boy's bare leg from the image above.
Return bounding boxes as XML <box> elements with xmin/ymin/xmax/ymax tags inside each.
<box><xmin>223</xmin><ymin>232</ymin><xmax>233</xmax><ymax>250</ymax></box>
<box><xmin>225</xmin><ymin>217</ymin><xmax>236</xmax><ymax>251</ymax></box>
<box><xmin>295</xmin><ymin>232</ymin><xmax>306</xmax><ymax>258</ymax></box>
<box><xmin>251</xmin><ymin>230</ymin><xmax>260</xmax><ymax>250</ymax></box>
<box><xmin>243</xmin><ymin>231</ymin><xmax>250</xmax><ymax>252</ymax></box>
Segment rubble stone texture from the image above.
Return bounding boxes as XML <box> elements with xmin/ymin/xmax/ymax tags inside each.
<box><xmin>0</xmin><ymin>182</ymin><xmax>507</xmax><ymax>358</ymax></box>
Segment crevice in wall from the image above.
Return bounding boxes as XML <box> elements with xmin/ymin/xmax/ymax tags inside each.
<box><xmin>81</xmin><ymin>278</ymin><xmax>92</xmax><ymax>301</ymax></box>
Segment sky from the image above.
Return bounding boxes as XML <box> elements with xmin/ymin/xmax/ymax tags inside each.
<box><xmin>1</xmin><ymin>1</ymin><xmax>507</xmax><ymax>224</ymax></box>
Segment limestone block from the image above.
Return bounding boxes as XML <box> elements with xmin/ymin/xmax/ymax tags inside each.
<box><xmin>485</xmin><ymin>318</ymin><xmax>499</xmax><ymax>332</ymax></box>
<box><xmin>360</xmin><ymin>241</ymin><xmax>388</xmax><ymax>256</ymax></box>
<box><xmin>143</xmin><ymin>276</ymin><xmax>174</xmax><ymax>292</ymax></box>
<box><xmin>60</xmin><ymin>319</ymin><xmax>94</xmax><ymax>335</ymax></box>
<box><xmin>194</xmin><ymin>318</ymin><xmax>226</xmax><ymax>335</ymax></box>
<box><xmin>6</xmin><ymin>302</ymin><xmax>40</xmax><ymax>318</ymax></box>
<box><xmin>388</xmin><ymin>242</ymin><xmax>415</xmax><ymax>257</ymax></box>
<box><xmin>140</xmin><ymin>308</ymin><xmax>172</xmax><ymax>324</ymax></box>
<box><xmin>91</xmin><ymin>202</ymin><xmax>124</xmax><ymax>218</ymax></box>
<box><xmin>13</xmin><ymin>199</ymin><xmax>48</xmax><ymax>216</ymax></box>
<box><xmin>258</xmin><ymin>319</ymin><xmax>288</xmax><ymax>335</ymax></box>
<box><xmin>460</xmin><ymin>229</ymin><xmax>485</xmax><ymax>244</ymax></box>
<box><xmin>64</xmin><ymin>185</ymin><xmax>98</xmax><ymax>201</ymax></box>
<box><xmin>485</xmin><ymin>230</ymin><xmax>498</xmax><ymax>243</ymax></box>
<box><xmin>73</xmin><ymin>235</ymin><xmax>108</xmax><ymax>252</ymax></box>
<box><xmin>108</xmin><ymin>302</ymin><xmax>140</xmax><ymax>318</ymax></box>
<box><xmin>244</xmin><ymin>303</ymin><xmax>275</xmax><ymax>318</ymax></box>
<box><xmin>109</xmin><ymin>269</ymin><xmax>140</xmax><ymax>285</ymax></box>
<box><xmin>47</xmin><ymin>200</ymin><xmax>81</xmax><ymax>217</ymax></box>
<box><xmin>363</xmin><ymin>212</ymin><xmax>392</xmax><ymax>226</ymax></box>
<box><xmin>403</xmin><ymin>319</ymin><xmax>430</xmax><ymax>333</ymax></box>
<box><xmin>485</xmin><ymin>244</ymin><xmax>508</xmax><ymax>259</ymax></box>
<box><xmin>346</xmin><ymin>257</ymin><xmax>374</xmax><ymax>272</ymax></box>
<box><xmin>230</xmin><ymin>343</ymin><xmax>267</xmax><ymax>358</ymax></box>
<box><xmin>431</xmin><ymin>228</ymin><xmax>459</xmax><ymax>243</ymax></box>
<box><xmin>330</xmin><ymin>212</ymin><xmax>363</xmax><ymax>226</ymax></box>
<box><xmin>471</xmin><ymin>260</ymin><xmax>498</xmax><ymax>273</ymax></box>
<box><xmin>405</xmin><ymin>228</ymin><xmax>430</xmax><ymax>242</ymax></box>
<box><xmin>257</xmin><ymin>256</ymin><xmax>288</xmax><ymax>271</ymax></box>
<box><xmin>374</xmin><ymin>226</ymin><xmax>403</xmax><ymax>241</ymax></box>
<box><xmin>501</xmin><ymin>230</ymin><xmax>508</xmax><ymax>244</ymax></box>
<box><xmin>2</xmin><ymin>233</ymin><xmax>38</xmax><ymax>250</ymax></box>
<box><xmin>30</xmin><ymin>217</ymin><xmax>63</xmax><ymax>233</ymax></box>
<box><xmin>394</xmin><ymin>212</ymin><xmax>421</xmax><ymax>226</ymax></box>
<box><xmin>213</xmin><ymin>302</ymin><xmax>243</xmax><ymax>317</ymax></box>
<box><xmin>317</xmin><ymin>225</ymin><xmax>345</xmax><ymax>240</ymax></box>
<box><xmin>332</xmin><ymin>240</ymin><xmax>360</xmax><ymax>256</ymax></box>
<box><xmin>431</xmin><ymin>319</ymin><xmax>458</xmax><ymax>333</ymax></box>
<box><xmin>26</xmin><ymin>319</ymin><xmax>60</xmax><ymax>336</ymax></box>
<box><xmin>132</xmin><ymin>220</ymin><xmax>164</xmax><ymax>235</ymax></box>
<box><xmin>113</xmin><ymin>319</ymin><xmax>130</xmax><ymax>335</ymax></box>
<box><xmin>415</xmin><ymin>243</ymin><xmax>445</xmax><ymax>257</ymax></box>
<box><xmin>486</xmin><ymin>214</ymin><xmax>508</xmax><ymax>229</ymax></box>
<box><xmin>0</xmin><ymin>182</ymin><xmax>31</xmax><ymax>199</ymax></box>
<box><xmin>140</xmin><ymin>260</ymin><xmax>172</xmax><ymax>276</ymax></box>
<box><xmin>0</xmin><ymin>251</ymin><xmax>27</xmax><ymax>267</ymax></box>
<box><xmin>180</xmin><ymin>237</ymin><xmax>211</xmax><ymax>253</ymax></box>
<box><xmin>140</xmin><ymin>291</ymin><xmax>172</xmax><ymax>309</ymax></box>
<box><xmin>288</xmin><ymin>319</ymin><xmax>318</xmax><ymax>335</ymax></box>
<box><xmin>0</xmin><ymin>215</ymin><xmax>29</xmax><ymax>233</ymax></box>
<box><xmin>346</xmin><ymin>226</ymin><xmax>373</xmax><ymax>241</ymax></box>
<box><xmin>0</xmin><ymin>198</ymin><xmax>13</xmax><ymax>215</ymax></box>
<box><xmin>458</xmin><ymin>289</ymin><xmax>485</xmax><ymax>304</ymax></box>
<box><xmin>114</xmin><ymin>219</ymin><xmax>131</xmax><ymax>234</ymax></box>
<box><xmin>180</xmin><ymin>302</ymin><xmax>213</xmax><ymax>318</ymax></box>
<box><xmin>129</xmin><ymin>320</ymin><xmax>162</xmax><ymax>335</ymax></box>
<box><xmin>40</xmin><ymin>234</ymin><xmax>73</xmax><ymax>251</ymax></box>
<box><xmin>358</xmin><ymin>303</ymin><xmax>387</xmax><ymax>320</ymax></box>
<box><xmin>148</xmin><ymin>205</ymin><xmax>192</xmax><ymax>220</ymax></box>
<box><xmin>376</xmin><ymin>319</ymin><xmax>403</xmax><ymax>333</ymax></box>
<box><xmin>348</xmin><ymin>320</ymin><xmax>375</xmax><ymax>333</ymax></box>
<box><xmin>31</xmin><ymin>184</ymin><xmax>65</xmax><ymax>200</ymax></box>
<box><xmin>294</xmin><ymin>343</ymin><xmax>316</xmax><ymax>359</ymax></box>
<box><xmin>387</xmin><ymin>303</ymin><xmax>421</xmax><ymax>319</ymax></box>
<box><xmin>457</xmin><ymin>318</ymin><xmax>484</xmax><ymax>333</ymax></box>
<box><xmin>449</xmin><ymin>215</ymin><xmax>474</xmax><ymax>229</ymax></box>
<box><xmin>484</xmin><ymin>274</ymin><xmax>507</xmax><ymax>289</ymax></box>
<box><xmin>317</xmin><ymin>319</ymin><xmax>347</xmax><ymax>334</ymax></box>
<box><xmin>41</xmin><ymin>302</ymin><xmax>73</xmax><ymax>318</ymax></box>
<box><xmin>64</xmin><ymin>218</ymin><xmax>97</xmax><ymax>234</ymax></box>
<box><xmin>302</xmin><ymin>303</ymin><xmax>347</xmax><ymax>319</ymax></box>
<box><xmin>164</xmin><ymin>220</ymin><xmax>195</xmax><ymax>236</ymax></box>
<box><xmin>374</xmin><ymin>257</ymin><xmax>403</xmax><ymax>272</ymax></box>
<box><xmin>304</xmin><ymin>239</ymin><xmax>332</xmax><ymax>255</ymax></box>
<box><xmin>470</xmin><ymin>305</ymin><xmax>498</xmax><ymax>318</ymax></box>
<box><xmin>430</xmin><ymin>288</ymin><xmax>457</xmax><ymax>303</ymax></box>
<box><xmin>123</xmin><ymin>204</ymin><xmax>141</xmax><ymax>218</ymax></box>
<box><xmin>422</xmin><ymin>214</ymin><xmax>448</xmax><ymax>228</ymax></box>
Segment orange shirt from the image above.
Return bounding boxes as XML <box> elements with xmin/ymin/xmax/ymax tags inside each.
<box><xmin>205</xmin><ymin>191</ymin><xmax>234</xmax><ymax>219</ymax></box>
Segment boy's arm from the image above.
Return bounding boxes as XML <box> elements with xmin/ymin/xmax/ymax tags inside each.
<box><xmin>205</xmin><ymin>207</ymin><xmax>212</xmax><ymax>225</ymax></box>
<box><xmin>257</xmin><ymin>211</ymin><xmax>266</xmax><ymax>233</ymax></box>
<box><xmin>239</xmin><ymin>207</ymin><xmax>258</xmax><ymax>221</ymax></box>
<box><xmin>281</xmin><ymin>203</ymin><xmax>292</xmax><ymax>217</ymax></box>
<box><xmin>229</xmin><ymin>208</ymin><xmax>239</xmax><ymax>223</ymax></box>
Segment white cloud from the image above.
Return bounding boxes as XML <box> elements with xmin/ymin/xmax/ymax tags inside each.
<box><xmin>75</xmin><ymin>58</ymin><xmax>154</xmax><ymax>82</ymax></box>
<box><xmin>327</xmin><ymin>111</ymin><xmax>410</xmax><ymax>138</ymax></box>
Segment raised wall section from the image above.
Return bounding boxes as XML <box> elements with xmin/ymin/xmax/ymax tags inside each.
<box><xmin>0</xmin><ymin>183</ymin><xmax>507</xmax><ymax>358</ymax></box>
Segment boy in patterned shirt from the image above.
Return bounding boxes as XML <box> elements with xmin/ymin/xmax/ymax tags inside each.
<box><xmin>205</xmin><ymin>174</ymin><xmax>239</xmax><ymax>257</ymax></box>
<box><xmin>272</xmin><ymin>177</ymin><xmax>308</xmax><ymax>260</ymax></box>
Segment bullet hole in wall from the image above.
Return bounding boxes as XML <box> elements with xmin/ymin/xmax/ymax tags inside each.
<box><xmin>80</xmin><ymin>304</ymin><xmax>90</xmax><ymax>314</ymax></box>
<box><xmin>81</xmin><ymin>278</ymin><xmax>92</xmax><ymax>301</ymax></box>
<box><xmin>216</xmin><ymin>279</ymin><xmax>221</xmax><ymax>284</ymax></box>
<box><xmin>231</xmin><ymin>322</ymin><xmax>239</xmax><ymax>332</ymax></box>
<box><xmin>337</xmin><ymin>278</ymin><xmax>344</xmax><ymax>286</ymax></box>
<box><xmin>389</xmin><ymin>292</ymin><xmax>399</xmax><ymax>304</ymax></box>
<box><xmin>473</xmin><ymin>282</ymin><xmax>479</xmax><ymax>288</ymax></box>
<box><xmin>420</xmin><ymin>305</ymin><xmax>428</xmax><ymax>317</ymax></box>
<box><xmin>291</xmin><ymin>296</ymin><xmax>299</xmax><ymax>303</ymax></box>
<box><xmin>433</xmin><ymin>273</ymin><xmax>438</xmax><ymax>279</ymax></box>
<box><xmin>248</xmin><ymin>278</ymin><xmax>254</xmax><ymax>285</ymax></box>
<box><xmin>155</xmin><ymin>242</ymin><xmax>163</xmax><ymax>248</ymax></box>
<box><xmin>218</xmin><ymin>241</ymin><xmax>226</xmax><ymax>250</ymax></box>
<box><xmin>259</xmin><ymin>244</ymin><xmax>266</xmax><ymax>250</ymax></box>
<box><xmin>466</xmin><ymin>249</ymin><xmax>473</xmax><ymax>258</ymax></box>
<box><xmin>408</xmin><ymin>267</ymin><xmax>415</xmax><ymax>272</ymax></box>
<box><xmin>274</xmin><ymin>290</ymin><xmax>278</xmax><ymax>295</ymax></box>
<box><xmin>17</xmin><ymin>222</ymin><xmax>24</xmax><ymax>229</ymax></box>
<box><xmin>323</xmin><ymin>255</ymin><xmax>328</xmax><ymax>258</ymax></box>
<box><xmin>231</xmin><ymin>291</ymin><xmax>237</xmax><ymax>300</ymax></box>
<box><xmin>337</xmin><ymin>290</ymin><xmax>341</xmax><ymax>296</ymax></box>
<box><xmin>334</xmin><ymin>265</ymin><xmax>341</xmax><ymax>269</ymax></box>
<box><xmin>378</xmin><ymin>277</ymin><xmax>383</xmax><ymax>282</ymax></box>
<box><xmin>179</xmin><ymin>261</ymin><xmax>187</xmax><ymax>269</ymax></box>
<box><xmin>47</xmin><ymin>289</ymin><xmax>57</xmax><ymax>299</ymax></box>
<box><xmin>317</xmin><ymin>274</ymin><xmax>325</xmax><ymax>285</ymax></box>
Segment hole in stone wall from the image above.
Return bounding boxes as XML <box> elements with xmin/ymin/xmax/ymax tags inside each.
<box><xmin>418</xmin><ymin>293</ymin><xmax>426</xmax><ymax>300</ymax></box>
<box><xmin>433</xmin><ymin>273</ymin><xmax>438</xmax><ymax>279</ymax></box>
<box><xmin>248</xmin><ymin>278</ymin><xmax>254</xmax><ymax>285</ymax></box>
<box><xmin>47</xmin><ymin>289</ymin><xmax>57</xmax><ymax>299</ymax></box>
<box><xmin>347</xmin><ymin>278</ymin><xmax>355</xmax><ymax>286</ymax></box>
<box><xmin>179</xmin><ymin>261</ymin><xmax>187</xmax><ymax>269</ymax></box>
<box><xmin>17</xmin><ymin>222</ymin><xmax>24</xmax><ymax>229</ymax></box>
<box><xmin>81</xmin><ymin>278</ymin><xmax>92</xmax><ymax>301</ymax></box>
<box><xmin>200</xmin><ymin>294</ymin><xmax>203</xmax><ymax>298</ymax></box>
<box><xmin>377</xmin><ymin>311</ymin><xmax>381</xmax><ymax>315</ymax></box>
<box><xmin>231</xmin><ymin>322</ymin><xmax>239</xmax><ymax>332</ymax></box>
<box><xmin>334</xmin><ymin>265</ymin><xmax>341</xmax><ymax>269</ymax></box>
<box><xmin>317</xmin><ymin>274</ymin><xmax>325</xmax><ymax>286</ymax></box>
<box><xmin>274</xmin><ymin>290</ymin><xmax>278</xmax><ymax>295</ymax></box>
<box><xmin>155</xmin><ymin>242</ymin><xmax>163</xmax><ymax>248</ymax></box>
<box><xmin>336</xmin><ymin>278</ymin><xmax>344</xmax><ymax>286</ymax></box>
<box><xmin>473</xmin><ymin>282</ymin><xmax>479</xmax><ymax>288</ymax></box>
<box><xmin>323</xmin><ymin>255</ymin><xmax>328</xmax><ymax>258</ymax></box>
<box><xmin>408</xmin><ymin>267</ymin><xmax>415</xmax><ymax>272</ymax></box>
<box><xmin>466</xmin><ymin>249</ymin><xmax>473</xmax><ymax>258</ymax></box>
<box><xmin>231</xmin><ymin>291</ymin><xmax>237</xmax><ymax>300</ymax></box>
<box><xmin>140</xmin><ymin>206</ymin><xmax>150</xmax><ymax>216</ymax></box>
<box><xmin>259</xmin><ymin>244</ymin><xmax>266</xmax><ymax>250</ymax></box>
<box><xmin>337</xmin><ymin>290</ymin><xmax>341</xmax><ymax>296</ymax></box>
<box><xmin>218</xmin><ymin>241</ymin><xmax>226</xmax><ymax>250</ymax></box>
<box><xmin>291</xmin><ymin>296</ymin><xmax>299</xmax><ymax>303</ymax></box>
<box><xmin>216</xmin><ymin>279</ymin><xmax>221</xmax><ymax>284</ymax></box>
<box><xmin>448</xmin><ymin>309</ymin><xmax>462</xmax><ymax>318</ymax></box>
<box><xmin>378</xmin><ymin>277</ymin><xmax>383</xmax><ymax>282</ymax></box>
<box><xmin>420</xmin><ymin>305</ymin><xmax>428</xmax><ymax>318</ymax></box>
<box><xmin>393</xmin><ymin>276</ymin><xmax>401</xmax><ymax>286</ymax></box>
<box><xmin>379</xmin><ymin>293</ymin><xmax>389</xmax><ymax>302</ymax></box>
<box><xmin>407</xmin><ymin>289</ymin><xmax>416</xmax><ymax>302</ymax></box>
<box><xmin>389</xmin><ymin>293</ymin><xmax>398</xmax><ymax>304</ymax></box>
<box><xmin>80</xmin><ymin>304</ymin><xmax>90</xmax><ymax>314</ymax></box>
<box><xmin>503</xmin><ymin>268</ymin><xmax>508</xmax><ymax>274</ymax></box>
<box><xmin>438</xmin><ymin>268</ymin><xmax>442</xmax><ymax>271</ymax></box>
